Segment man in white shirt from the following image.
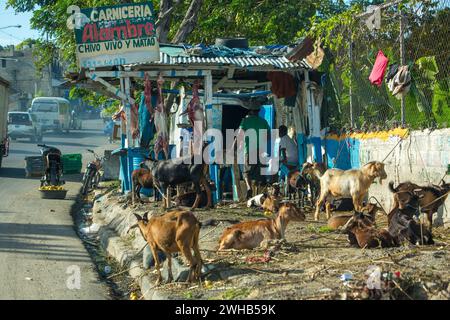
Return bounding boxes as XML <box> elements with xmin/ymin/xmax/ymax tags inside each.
<box><xmin>279</xmin><ymin>125</ymin><xmax>298</xmax><ymax>168</ymax></box>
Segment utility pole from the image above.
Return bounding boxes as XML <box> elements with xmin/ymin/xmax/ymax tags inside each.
<box><xmin>399</xmin><ymin>7</ymin><xmax>406</xmax><ymax>126</ymax></box>
<box><xmin>349</xmin><ymin>36</ymin><xmax>354</xmax><ymax>128</ymax></box>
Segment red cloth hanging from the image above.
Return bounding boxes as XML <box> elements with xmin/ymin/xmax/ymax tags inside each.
<box><xmin>369</xmin><ymin>50</ymin><xmax>389</xmax><ymax>87</ymax></box>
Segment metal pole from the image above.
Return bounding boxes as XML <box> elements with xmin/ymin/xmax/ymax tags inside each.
<box><xmin>399</xmin><ymin>7</ymin><xmax>406</xmax><ymax>126</ymax></box>
<box><xmin>349</xmin><ymin>36</ymin><xmax>354</xmax><ymax>128</ymax></box>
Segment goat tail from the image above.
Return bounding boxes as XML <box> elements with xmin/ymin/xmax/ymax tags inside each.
<box><xmin>388</xmin><ymin>181</ymin><xmax>397</xmax><ymax>193</ymax></box>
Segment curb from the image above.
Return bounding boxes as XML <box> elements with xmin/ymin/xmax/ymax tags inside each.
<box><xmin>92</xmin><ymin>191</ymin><xmax>170</xmax><ymax>300</ymax></box>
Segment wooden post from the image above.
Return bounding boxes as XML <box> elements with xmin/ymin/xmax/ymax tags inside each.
<box><xmin>349</xmin><ymin>36</ymin><xmax>354</xmax><ymax>128</ymax></box>
<box><xmin>204</xmin><ymin>71</ymin><xmax>219</xmax><ymax>203</ymax></box>
<box><xmin>399</xmin><ymin>7</ymin><xmax>406</xmax><ymax>126</ymax></box>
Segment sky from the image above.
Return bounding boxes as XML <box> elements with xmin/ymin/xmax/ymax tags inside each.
<box><xmin>0</xmin><ymin>0</ymin><xmax>40</xmax><ymax>46</ymax></box>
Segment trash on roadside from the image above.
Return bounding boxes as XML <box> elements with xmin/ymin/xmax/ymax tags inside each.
<box><xmin>340</xmin><ymin>272</ymin><xmax>353</xmax><ymax>282</ymax></box>
<box><xmin>80</xmin><ymin>223</ymin><xmax>101</xmax><ymax>235</ymax></box>
<box><xmin>130</xmin><ymin>292</ymin><xmax>138</xmax><ymax>300</ymax></box>
<box><xmin>104</xmin><ymin>265</ymin><xmax>111</xmax><ymax>274</ymax></box>
<box><xmin>245</xmin><ymin>250</ymin><xmax>272</xmax><ymax>264</ymax></box>
<box><xmin>25</xmin><ymin>277</ymin><xmax>33</xmax><ymax>281</ymax></box>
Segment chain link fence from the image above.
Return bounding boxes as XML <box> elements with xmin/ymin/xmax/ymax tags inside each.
<box><xmin>321</xmin><ymin>0</ymin><xmax>449</xmax><ymax>131</ymax></box>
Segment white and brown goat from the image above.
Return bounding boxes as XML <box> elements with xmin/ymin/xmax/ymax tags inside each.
<box><xmin>218</xmin><ymin>203</ymin><xmax>305</xmax><ymax>250</ymax></box>
<box><xmin>315</xmin><ymin>161</ymin><xmax>387</xmax><ymax>221</ymax></box>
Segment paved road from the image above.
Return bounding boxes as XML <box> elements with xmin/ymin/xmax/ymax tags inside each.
<box><xmin>0</xmin><ymin>119</ymin><xmax>117</xmax><ymax>299</ymax></box>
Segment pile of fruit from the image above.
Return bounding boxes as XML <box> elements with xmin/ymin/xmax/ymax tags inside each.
<box><xmin>39</xmin><ymin>186</ymin><xmax>65</xmax><ymax>191</ymax></box>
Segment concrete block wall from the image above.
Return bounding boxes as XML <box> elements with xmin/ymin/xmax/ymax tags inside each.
<box><xmin>323</xmin><ymin>128</ymin><xmax>450</xmax><ymax>226</ymax></box>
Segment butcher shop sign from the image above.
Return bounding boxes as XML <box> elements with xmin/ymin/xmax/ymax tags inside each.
<box><xmin>68</xmin><ymin>2</ymin><xmax>160</xmax><ymax>68</ymax></box>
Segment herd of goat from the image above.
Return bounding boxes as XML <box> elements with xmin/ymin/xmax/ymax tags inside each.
<box><xmin>130</xmin><ymin>155</ymin><xmax>449</xmax><ymax>285</ymax></box>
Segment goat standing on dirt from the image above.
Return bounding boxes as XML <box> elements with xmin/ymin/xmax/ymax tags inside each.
<box><xmin>315</xmin><ymin>161</ymin><xmax>387</xmax><ymax>221</ymax></box>
<box><xmin>134</xmin><ymin>210</ymin><xmax>202</xmax><ymax>285</ymax></box>
<box><xmin>218</xmin><ymin>203</ymin><xmax>305</xmax><ymax>250</ymax></box>
<box><xmin>302</xmin><ymin>162</ymin><xmax>326</xmax><ymax>205</ymax></box>
<box><xmin>144</xmin><ymin>156</ymin><xmax>212</xmax><ymax>210</ymax></box>
<box><xmin>286</xmin><ymin>170</ymin><xmax>309</xmax><ymax>207</ymax></box>
<box><xmin>131</xmin><ymin>166</ymin><xmax>153</xmax><ymax>204</ymax></box>
<box><xmin>389</xmin><ymin>180</ymin><xmax>449</xmax><ymax>233</ymax></box>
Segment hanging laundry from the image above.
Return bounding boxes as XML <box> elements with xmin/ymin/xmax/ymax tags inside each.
<box><xmin>267</xmin><ymin>71</ymin><xmax>297</xmax><ymax>98</ymax></box>
<box><xmin>385</xmin><ymin>63</ymin><xmax>399</xmax><ymax>83</ymax></box>
<box><xmin>369</xmin><ymin>50</ymin><xmax>389</xmax><ymax>87</ymax></box>
<box><xmin>392</xmin><ymin>65</ymin><xmax>411</xmax><ymax>99</ymax></box>
<box><xmin>153</xmin><ymin>74</ymin><xmax>169</xmax><ymax>159</ymax></box>
<box><xmin>365</xmin><ymin>5</ymin><xmax>381</xmax><ymax>31</ymax></box>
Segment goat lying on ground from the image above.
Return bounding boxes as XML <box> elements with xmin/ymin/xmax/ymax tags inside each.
<box><xmin>134</xmin><ymin>210</ymin><xmax>202</xmax><ymax>285</ymax></box>
<box><xmin>286</xmin><ymin>170</ymin><xmax>309</xmax><ymax>207</ymax></box>
<box><xmin>144</xmin><ymin>155</ymin><xmax>212</xmax><ymax>209</ymax></box>
<box><xmin>342</xmin><ymin>211</ymin><xmax>398</xmax><ymax>248</ymax></box>
<box><xmin>315</xmin><ymin>161</ymin><xmax>387</xmax><ymax>221</ymax></box>
<box><xmin>328</xmin><ymin>203</ymin><xmax>381</xmax><ymax>230</ymax></box>
<box><xmin>218</xmin><ymin>203</ymin><xmax>305</xmax><ymax>250</ymax></box>
<box><xmin>389</xmin><ymin>180</ymin><xmax>449</xmax><ymax>233</ymax></box>
<box><xmin>261</xmin><ymin>194</ymin><xmax>280</xmax><ymax>213</ymax></box>
<box><xmin>302</xmin><ymin>162</ymin><xmax>327</xmax><ymax>205</ymax></box>
<box><xmin>131</xmin><ymin>166</ymin><xmax>153</xmax><ymax>204</ymax></box>
<box><xmin>388</xmin><ymin>187</ymin><xmax>434</xmax><ymax>245</ymax></box>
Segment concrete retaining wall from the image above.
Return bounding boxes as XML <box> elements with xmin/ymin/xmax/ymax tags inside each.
<box><xmin>323</xmin><ymin>128</ymin><xmax>450</xmax><ymax>226</ymax></box>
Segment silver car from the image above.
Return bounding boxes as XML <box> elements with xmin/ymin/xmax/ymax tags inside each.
<box><xmin>8</xmin><ymin>111</ymin><xmax>43</xmax><ymax>142</ymax></box>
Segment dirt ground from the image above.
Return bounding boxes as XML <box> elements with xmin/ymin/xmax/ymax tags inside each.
<box><xmin>127</xmin><ymin>197</ymin><xmax>450</xmax><ymax>300</ymax></box>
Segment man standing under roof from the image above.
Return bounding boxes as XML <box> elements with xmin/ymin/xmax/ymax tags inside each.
<box><xmin>235</xmin><ymin>107</ymin><xmax>271</xmax><ymax>199</ymax></box>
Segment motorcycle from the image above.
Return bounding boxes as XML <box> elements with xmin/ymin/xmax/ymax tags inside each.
<box><xmin>38</xmin><ymin>144</ymin><xmax>64</xmax><ymax>187</ymax></box>
<box><xmin>81</xmin><ymin>149</ymin><xmax>104</xmax><ymax>195</ymax></box>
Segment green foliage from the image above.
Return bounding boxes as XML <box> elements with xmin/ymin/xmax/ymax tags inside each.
<box><xmin>15</xmin><ymin>38</ymin><xmax>37</xmax><ymax>50</ymax></box>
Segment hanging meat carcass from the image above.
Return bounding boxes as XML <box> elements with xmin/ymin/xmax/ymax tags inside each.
<box><xmin>181</xmin><ymin>80</ymin><xmax>205</xmax><ymax>156</ymax></box>
<box><xmin>153</xmin><ymin>74</ymin><xmax>169</xmax><ymax>159</ymax></box>
<box><xmin>130</xmin><ymin>101</ymin><xmax>140</xmax><ymax>140</ymax></box>
<box><xmin>144</xmin><ymin>72</ymin><xmax>154</xmax><ymax>115</ymax></box>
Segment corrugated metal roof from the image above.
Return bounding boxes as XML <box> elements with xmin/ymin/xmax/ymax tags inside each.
<box><xmin>151</xmin><ymin>51</ymin><xmax>308</xmax><ymax>70</ymax></box>
<box><xmin>128</xmin><ymin>44</ymin><xmax>309</xmax><ymax>70</ymax></box>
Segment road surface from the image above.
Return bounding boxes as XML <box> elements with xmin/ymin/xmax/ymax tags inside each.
<box><xmin>0</xmin><ymin>119</ymin><xmax>117</xmax><ymax>299</ymax></box>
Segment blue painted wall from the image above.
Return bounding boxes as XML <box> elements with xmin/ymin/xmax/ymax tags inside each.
<box><xmin>323</xmin><ymin>137</ymin><xmax>361</xmax><ymax>169</ymax></box>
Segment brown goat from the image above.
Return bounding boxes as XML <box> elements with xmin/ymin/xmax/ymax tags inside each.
<box><xmin>315</xmin><ymin>161</ymin><xmax>387</xmax><ymax>221</ymax></box>
<box><xmin>134</xmin><ymin>210</ymin><xmax>202</xmax><ymax>285</ymax></box>
<box><xmin>389</xmin><ymin>180</ymin><xmax>449</xmax><ymax>233</ymax></box>
<box><xmin>131</xmin><ymin>168</ymin><xmax>154</xmax><ymax>204</ymax></box>
<box><xmin>218</xmin><ymin>203</ymin><xmax>305</xmax><ymax>250</ymax></box>
<box><xmin>342</xmin><ymin>211</ymin><xmax>398</xmax><ymax>248</ymax></box>
<box><xmin>261</xmin><ymin>195</ymin><xmax>281</xmax><ymax>213</ymax></box>
<box><xmin>327</xmin><ymin>203</ymin><xmax>381</xmax><ymax>230</ymax></box>
<box><xmin>302</xmin><ymin>162</ymin><xmax>327</xmax><ymax>205</ymax></box>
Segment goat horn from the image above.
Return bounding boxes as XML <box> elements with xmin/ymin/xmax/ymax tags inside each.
<box><xmin>341</xmin><ymin>216</ymin><xmax>355</xmax><ymax>232</ymax></box>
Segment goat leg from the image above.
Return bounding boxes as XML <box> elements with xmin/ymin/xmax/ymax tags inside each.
<box><xmin>325</xmin><ymin>202</ymin><xmax>332</xmax><ymax>219</ymax></box>
<box><xmin>315</xmin><ymin>193</ymin><xmax>327</xmax><ymax>221</ymax></box>
<box><xmin>166</xmin><ymin>255</ymin><xmax>173</xmax><ymax>283</ymax></box>
<box><xmin>149</xmin><ymin>245</ymin><xmax>163</xmax><ymax>285</ymax></box>
<box><xmin>426</xmin><ymin>211</ymin><xmax>434</xmax><ymax>234</ymax></box>
<box><xmin>201</xmin><ymin>177</ymin><xmax>212</xmax><ymax>209</ymax></box>
<box><xmin>191</xmin><ymin>182</ymin><xmax>202</xmax><ymax>210</ymax></box>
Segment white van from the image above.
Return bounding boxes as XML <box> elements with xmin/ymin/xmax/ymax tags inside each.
<box><xmin>30</xmin><ymin>97</ymin><xmax>71</xmax><ymax>133</ymax></box>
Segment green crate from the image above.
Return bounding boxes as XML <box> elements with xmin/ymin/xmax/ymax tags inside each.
<box><xmin>62</xmin><ymin>154</ymin><xmax>82</xmax><ymax>174</ymax></box>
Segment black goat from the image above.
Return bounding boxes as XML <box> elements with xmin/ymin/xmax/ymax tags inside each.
<box><xmin>388</xmin><ymin>188</ymin><xmax>434</xmax><ymax>245</ymax></box>
<box><xmin>144</xmin><ymin>155</ymin><xmax>212</xmax><ymax>210</ymax></box>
